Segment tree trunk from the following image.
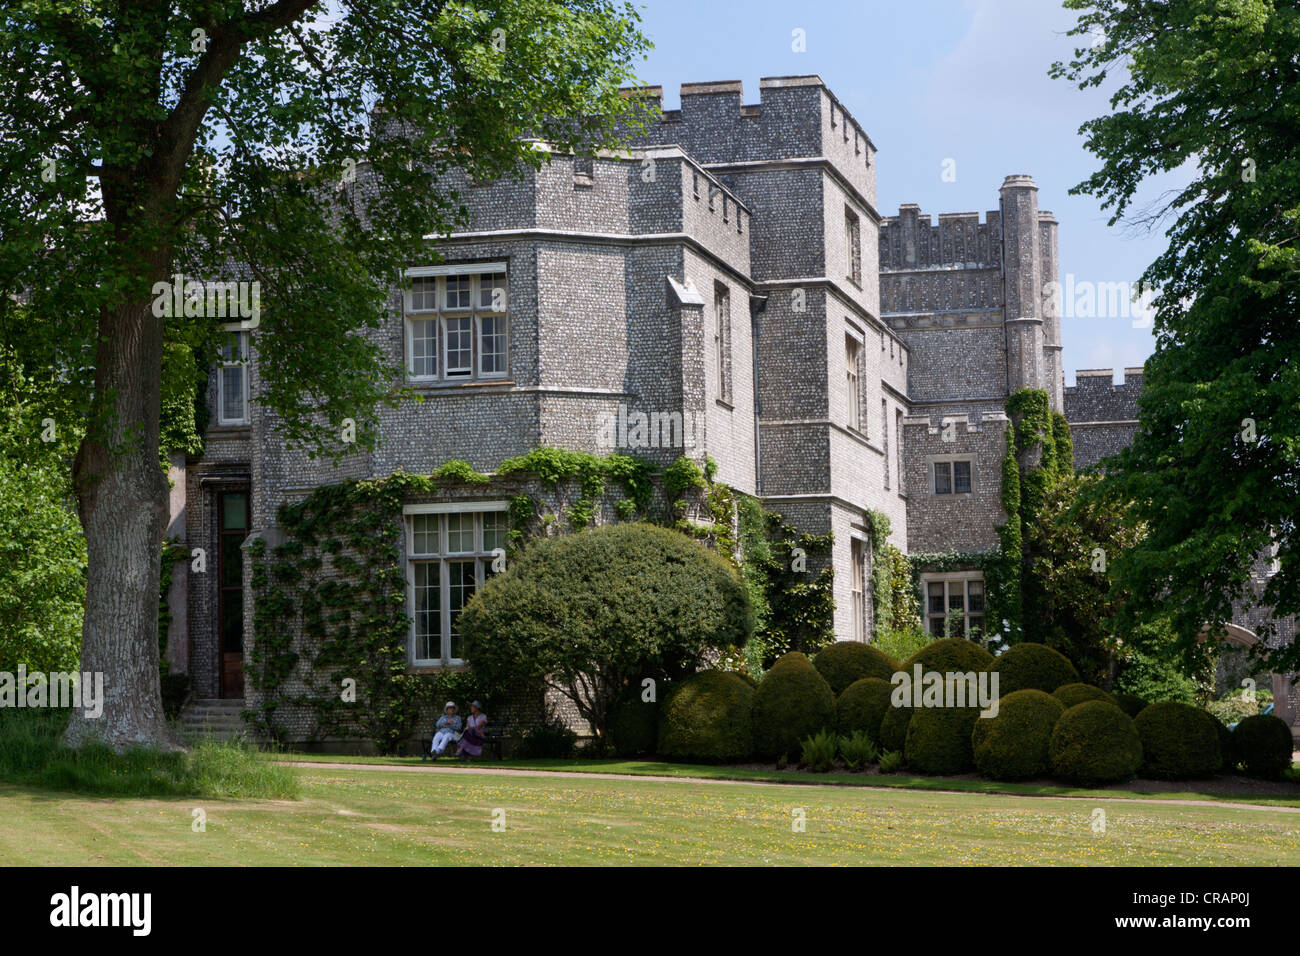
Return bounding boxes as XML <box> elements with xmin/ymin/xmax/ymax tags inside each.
<box><xmin>65</xmin><ymin>271</ymin><xmax>184</xmax><ymax>752</ymax></box>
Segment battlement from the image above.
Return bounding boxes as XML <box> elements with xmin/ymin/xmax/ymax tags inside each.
<box><xmin>617</xmin><ymin>77</ymin><xmax>876</xmax><ymax>190</ymax></box>
<box><xmin>1069</xmin><ymin>367</ymin><xmax>1145</xmax><ymax>388</ymax></box>
<box><xmin>1064</xmin><ymin>368</ymin><xmax>1144</xmax><ymax>427</ymax></box>
<box><xmin>879</xmin><ymin>205</ymin><xmax>1004</xmax><ymax>271</ymax></box>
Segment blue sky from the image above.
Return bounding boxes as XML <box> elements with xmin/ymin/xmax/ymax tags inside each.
<box><xmin>631</xmin><ymin>0</ymin><xmax>1185</xmax><ymax>383</ymax></box>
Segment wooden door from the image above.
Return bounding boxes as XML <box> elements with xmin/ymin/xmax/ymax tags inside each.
<box><xmin>218</xmin><ymin>491</ymin><xmax>249</xmax><ymax>699</ymax></box>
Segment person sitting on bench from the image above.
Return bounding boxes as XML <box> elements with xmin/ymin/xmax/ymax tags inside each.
<box><xmin>457</xmin><ymin>701</ymin><xmax>487</xmax><ymax>761</ymax></box>
<box><xmin>431</xmin><ymin>701</ymin><xmax>463</xmax><ymax>756</ymax></box>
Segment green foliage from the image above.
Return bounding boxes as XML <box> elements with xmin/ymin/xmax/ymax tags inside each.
<box><xmin>1053</xmin><ymin>0</ymin><xmax>1300</xmax><ymax>672</ymax></box>
<box><xmin>429</xmin><ymin>460</ymin><xmax>490</xmax><ymax>484</ymax></box>
<box><xmin>903</xmin><ymin>637</ymin><xmax>995</xmax><ymax>675</ymax></box>
<box><xmin>515</xmin><ymin>717</ymin><xmax>577</xmax><ymax>760</ymax></box>
<box><xmin>1112</xmin><ymin>617</ymin><xmax>1211</xmax><ymax>704</ymax></box>
<box><xmin>994</xmin><ymin>424</ymin><xmax>1023</xmax><ymax>641</ymax></box>
<box><xmin>1232</xmin><ymin>715</ymin><xmax>1293</xmax><ymax>779</ymax></box>
<box><xmin>972</xmin><ymin>689</ymin><xmax>1065</xmax><ymax>781</ymax></box>
<box><xmin>993</xmin><ymin>642</ymin><xmax>1079</xmax><ymax>695</ymax></box>
<box><xmin>1133</xmin><ymin>702</ymin><xmax>1223</xmax><ymax>779</ymax></box>
<box><xmin>497</xmin><ymin>447</ymin><xmax>656</xmax><ymax>530</ymax></box>
<box><xmin>656</xmin><ymin>670</ymin><xmax>754</xmax><ymax>762</ymax></box>
<box><xmin>609</xmin><ymin>687</ymin><xmax>658</xmax><ymax>757</ymax></box>
<box><xmin>663</xmin><ymin>455</ymin><xmax>707</xmax><ymax>504</ymax></box>
<box><xmin>1052</xmin><ymin>683</ymin><xmax>1116</xmax><ymax>710</ymax></box>
<box><xmin>0</xmin><ymin>358</ymin><xmax>86</xmax><ymax>674</ymax></box>
<box><xmin>878</xmin><ymin>749</ymin><xmax>904</xmax><ymax>774</ymax></box>
<box><xmin>874</xmin><ymin>624</ymin><xmax>931</xmax><ymax>664</ymax></box>
<box><xmin>866</xmin><ymin>510</ymin><xmax>921</xmax><ymax>637</ymax></box>
<box><xmin>750</xmin><ymin>652</ymin><xmax>835</xmax><ymax>761</ymax></box>
<box><xmin>462</xmin><ymin>523</ymin><xmax>753</xmax><ymax>743</ymax></box>
<box><xmin>878</xmin><ymin>700</ymin><xmax>914</xmax><ymax>754</ymax></box>
<box><xmin>812</xmin><ymin>641</ymin><xmax>898</xmax><ymax>696</ymax></box>
<box><xmin>903</xmin><ymin>683</ymin><xmax>982</xmax><ymax>775</ymax></box>
<box><xmin>837</xmin><ymin>731</ymin><xmax>879</xmax><ymax>771</ymax></box>
<box><xmin>1049</xmin><ymin>702</ymin><xmax>1143</xmax><ymax>786</ymax></box>
<box><xmin>835</xmin><ymin>677</ymin><xmax>894</xmax><ymax>742</ymax></box>
<box><xmin>1206</xmin><ymin>688</ymin><xmax>1272</xmax><ymax>725</ymax></box>
<box><xmin>800</xmin><ymin>729</ymin><xmax>838</xmax><ymax>772</ymax></box>
<box><xmin>0</xmin><ymin>709</ymin><xmax>297</xmax><ymax>798</ymax></box>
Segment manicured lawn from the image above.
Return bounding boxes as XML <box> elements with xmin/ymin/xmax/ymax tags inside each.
<box><xmin>2</xmin><ymin>763</ymin><xmax>1298</xmax><ymax>865</ymax></box>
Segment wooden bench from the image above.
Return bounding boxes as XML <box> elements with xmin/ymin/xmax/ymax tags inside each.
<box><xmin>421</xmin><ymin>721</ymin><xmax>506</xmax><ymax>761</ymax></box>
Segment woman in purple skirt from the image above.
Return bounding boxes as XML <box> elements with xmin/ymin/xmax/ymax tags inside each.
<box><xmin>457</xmin><ymin>700</ymin><xmax>487</xmax><ymax>760</ymax></box>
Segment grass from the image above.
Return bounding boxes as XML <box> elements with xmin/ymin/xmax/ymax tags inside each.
<box><xmin>278</xmin><ymin>752</ymin><xmax>1300</xmax><ymax>807</ymax></box>
<box><xmin>1</xmin><ymin>762</ymin><xmax>1297</xmax><ymax>865</ymax></box>
<box><xmin>0</xmin><ymin>709</ymin><xmax>298</xmax><ymax>799</ymax></box>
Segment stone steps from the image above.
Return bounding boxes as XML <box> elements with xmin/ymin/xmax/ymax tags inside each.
<box><xmin>178</xmin><ymin>699</ymin><xmax>248</xmax><ymax>742</ymax></box>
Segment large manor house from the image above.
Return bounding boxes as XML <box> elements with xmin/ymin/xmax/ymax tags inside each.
<box><xmin>165</xmin><ymin>76</ymin><xmax>1296</xmax><ymax>739</ymax></box>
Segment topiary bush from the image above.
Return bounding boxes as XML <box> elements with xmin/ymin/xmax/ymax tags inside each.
<box><xmin>1113</xmin><ymin>693</ymin><xmax>1149</xmax><ymax>718</ymax></box>
<box><xmin>657</xmin><ymin>670</ymin><xmax>755</xmax><ymax>762</ymax></box>
<box><xmin>608</xmin><ymin>686</ymin><xmax>658</xmax><ymax>757</ymax></box>
<box><xmin>972</xmin><ymin>689</ymin><xmax>1065</xmax><ymax>781</ymax></box>
<box><xmin>1053</xmin><ymin>682</ymin><xmax>1117</xmax><ymax>710</ymax></box>
<box><xmin>1049</xmin><ymin>701</ymin><xmax>1143</xmax><ymax>786</ymax></box>
<box><xmin>1232</xmin><ymin>714</ymin><xmax>1294</xmax><ymax>779</ymax></box>
<box><xmin>878</xmin><ymin>698</ymin><xmax>914</xmax><ymax>754</ymax></box>
<box><xmin>812</xmin><ymin>641</ymin><xmax>898</xmax><ymax>695</ymax></box>
<box><xmin>903</xmin><ymin>637</ymin><xmax>995</xmax><ymax>675</ymax></box>
<box><xmin>1133</xmin><ymin>701</ymin><xmax>1222</xmax><ymax>779</ymax></box>
<box><xmin>993</xmin><ymin>643</ymin><xmax>1078</xmax><ymax>695</ymax></box>
<box><xmin>835</xmin><ymin>677</ymin><xmax>893</xmax><ymax>741</ymax></box>
<box><xmin>751</xmin><ymin>652</ymin><xmax>835</xmax><ymax>760</ymax></box>
<box><xmin>904</xmin><ymin>681</ymin><xmax>982</xmax><ymax>775</ymax></box>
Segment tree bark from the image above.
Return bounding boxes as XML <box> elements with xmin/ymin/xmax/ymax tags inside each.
<box><xmin>65</xmin><ymin>261</ymin><xmax>183</xmax><ymax>751</ymax></box>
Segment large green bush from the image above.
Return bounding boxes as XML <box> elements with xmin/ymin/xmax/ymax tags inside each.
<box><xmin>1052</xmin><ymin>682</ymin><xmax>1116</xmax><ymax>710</ymax></box>
<box><xmin>1113</xmin><ymin>693</ymin><xmax>1149</xmax><ymax>718</ymax></box>
<box><xmin>812</xmin><ymin>642</ymin><xmax>898</xmax><ymax>695</ymax></box>
<box><xmin>904</xmin><ymin>682</ymin><xmax>982</xmax><ymax>775</ymax></box>
<box><xmin>751</xmin><ymin>652</ymin><xmax>834</xmax><ymax>760</ymax></box>
<box><xmin>835</xmin><ymin>677</ymin><xmax>893</xmax><ymax>741</ymax></box>
<box><xmin>1049</xmin><ymin>701</ymin><xmax>1143</xmax><ymax>786</ymax></box>
<box><xmin>972</xmin><ymin>689</ymin><xmax>1065</xmax><ymax>781</ymax></box>
<box><xmin>878</xmin><ymin>699</ymin><xmax>914</xmax><ymax>753</ymax></box>
<box><xmin>657</xmin><ymin>670</ymin><xmax>755</xmax><ymax>762</ymax></box>
<box><xmin>993</xmin><ymin>643</ymin><xmax>1078</xmax><ymax>694</ymax></box>
<box><xmin>608</xmin><ymin>685</ymin><xmax>658</xmax><ymax>757</ymax></box>
<box><xmin>903</xmin><ymin>637</ymin><xmax>995</xmax><ymax>675</ymax></box>
<box><xmin>462</xmin><ymin>523</ymin><xmax>754</xmax><ymax>740</ymax></box>
<box><xmin>1133</xmin><ymin>702</ymin><xmax>1222</xmax><ymax>779</ymax></box>
<box><xmin>1232</xmin><ymin>714</ymin><xmax>1293</xmax><ymax>779</ymax></box>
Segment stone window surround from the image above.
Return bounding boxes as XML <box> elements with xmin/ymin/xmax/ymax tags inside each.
<box><xmin>920</xmin><ymin>571</ymin><xmax>986</xmax><ymax>639</ymax></box>
<box><xmin>403</xmin><ymin>500</ymin><xmax>508</xmax><ymax>668</ymax></box>
<box><xmin>217</xmin><ymin>327</ymin><xmax>250</xmax><ymax>426</ymax></box>
<box><xmin>928</xmin><ymin>453</ymin><xmax>975</xmax><ymax>497</ymax></box>
<box><xmin>403</xmin><ymin>262</ymin><xmax>509</xmax><ymax>385</ymax></box>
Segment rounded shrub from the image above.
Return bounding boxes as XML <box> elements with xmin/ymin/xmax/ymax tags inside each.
<box><xmin>750</xmin><ymin>652</ymin><xmax>835</xmax><ymax>760</ymax></box>
<box><xmin>836</xmin><ymin>677</ymin><xmax>893</xmax><ymax>741</ymax></box>
<box><xmin>993</xmin><ymin>643</ymin><xmax>1078</xmax><ymax>695</ymax></box>
<box><xmin>812</xmin><ymin>642</ymin><xmax>899</xmax><ymax>695</ymax></box>
<box><xmin>1113</xmin><ymin>693</ymin><xmax>1148</xmax><ymax>718</ymax></box>
<box><xmin>878</xmin><ymin>698</ymin><xmax>914</xmax><ymax>754</ymax></box>
<box><xmin>1049</xmin><ymin>701</ymin><xmax>1143</xmax><ymax>786</ymax></box>
<box><xmin>1232</xmin><ymin>714</ymin><xmax>1294</xmax><ymax>779</ymax></box>
<box><xmin>1133</xmin><ymin>701</ymin><xmax>1222</xmax><ymax>779</ymax></box>
<box><xmin>971</xmin><ymin>689</ymin><xmax>1065</xmax><ymax>781</ymax></box>
<box><xmin>1053</xmin><ymin>682</ymin><xmax>1117</xmax><ymax>710</ymax></box>
<box><xmin>657</xmin><ymin>670</ymin><xmax>755</xmax><ymax>762</ymax></box>
<box><xmin>609</xmin><ymin>687</ymin><xmax>658</xmax><ymax>757</ymax></box>
<box><xmin>904</xmin><ymin>681</ymin><xmax>982</xmax><ymax>775</ymax></box>
<box><xmin>904</xmin><ymin>637</ymin><xmax>995</xmax><ymax>675</ymax></box>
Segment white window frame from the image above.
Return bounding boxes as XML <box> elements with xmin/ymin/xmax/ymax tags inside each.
<box><xmin>217</xmin><ymin>327</ymin><xmax>250</xmax><ymax>426</ymax></box>
<box><xmin>402</xmin><ymin>264</ymin><xmax>509</xmax><ymax>384</ymax></box>
<box><xmin>714</xmin><ymin>282</ymin><xmax>732</xmax><ymax>403</ymax></box>
<box><xmin>845</xmin><ymin>333</ymin><xmax>862</xmax><ymax>433</ymax></box>
<box><xmin>850</xmin><ymin>536</ymin><xmax>866</xmax><ymax>643</ymax></box>
<box><xmin>920</xmin><ymin>572</ymin><xmax>986</xmax><ymax>639</ymax></box>
<box><xmin>404</xmin><ymin>502</ymin><xmax>509</xmax><ymax>667</ymax></box>
<box><xmin>931</xmin><ymin>455</ymin><xmax>974</xmax><ymax>496</ymax></box>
